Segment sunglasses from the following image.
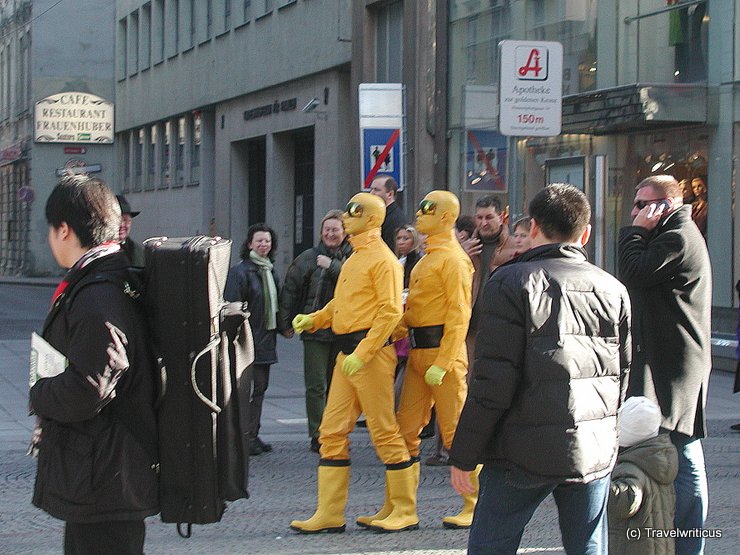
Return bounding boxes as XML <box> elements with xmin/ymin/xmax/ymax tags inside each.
<box><xmin>419</xmin><ymin>199</ymin><xmax>437</xmax><ymax>215</ymax></box>
<box><xmin>345</xmin><ymin>202</ymin><xmax>364</xmax><ymax>218</ymax></box>
<box><xmin>633</xmin><ymin>198</ymin><xmax>667</xmax><ymax>210</ymax></box>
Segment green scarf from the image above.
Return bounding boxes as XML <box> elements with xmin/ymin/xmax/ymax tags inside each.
<box><xmin>249</xmin><ymin>250</ymin><xmax>278</xmax><ymax>331</ymax></box>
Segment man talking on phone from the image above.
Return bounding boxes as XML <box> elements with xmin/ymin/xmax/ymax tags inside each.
<box><xmin>618</xmin><ymin>174</ymin><xmax>711</xmax><ymax>555</ymax></box>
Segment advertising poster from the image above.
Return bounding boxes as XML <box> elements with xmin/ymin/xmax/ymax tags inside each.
<box><xmin>464</xmin><ymin>129</ymin><xmax>507</xmax><ymax>192</ymax></box>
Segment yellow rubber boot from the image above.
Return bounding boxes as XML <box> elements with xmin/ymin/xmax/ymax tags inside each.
<box><xmin>356</xmin><ymin>478</ymin><xmax>390</xmax><ymax>528</ymax></box>
<box><xmin>442</xmin><ymin>464</ymin><xmax>481</xmax><ymax>529</ymax></box>
<box><xmin>357</xmin><ymin>459</ymin><xmax>420</xmax><ymax>528</ymax></box>
<box><xmin>290</xmin><ymin>463</ymin><xmax>349</xmax><ymax>534</ymax></box>
<box><xmin>368</xmin><ymin>462</ymin><xmax>420</xmax><ymax>532</ymax></box>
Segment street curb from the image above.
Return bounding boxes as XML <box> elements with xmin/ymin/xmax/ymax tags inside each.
<box><xmin>0</xmin><ymin>276</ymin><xmax>59</xmax><ymax>286</ymax></box>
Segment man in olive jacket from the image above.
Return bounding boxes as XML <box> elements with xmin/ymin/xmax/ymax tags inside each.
<box><xmin>30</xmin><ymin>176</ymin><xmax>158</xmax><ymax>554</ymax></box>
<box><xmin>449</xmin><ymin>184</ymin><xmax>631</xmax><ymax>555</ymax></box>
<box><xmin>618</xmin><ymin>174</ymin><xmax>712</xmax><ymax>555</ymax></box>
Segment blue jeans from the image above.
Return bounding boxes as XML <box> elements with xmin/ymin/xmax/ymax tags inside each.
<box><xmin>468</xmin><ymin>464</ymin><xmax>610</xmax><ymax>555</ymax></box>
<box><xmin>670</xmin><ymin>432</ymin><xmax>708</xmax><ymax>555</ymax></box>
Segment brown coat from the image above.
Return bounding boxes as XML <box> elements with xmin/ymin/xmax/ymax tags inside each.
<box><xmin>470</xmin><ymin>225</ymin><xmax>518</xmax><ymax>310</ymax></box>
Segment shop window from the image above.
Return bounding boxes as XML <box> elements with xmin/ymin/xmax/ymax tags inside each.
<box><xmin>629</xmin><ymin>1</ymin><xmax>708</xmax><ymax>84</ymax></box>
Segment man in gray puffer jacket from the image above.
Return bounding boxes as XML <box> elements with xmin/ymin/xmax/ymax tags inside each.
<box><xmin>449</xmin><ymin>184</ymin><xmax>631</xmax><ymax>555</ymax></box>
<box><xmin>609</xmin><ymin>396</ymin><xmax>679</xmax><ymax>555</ymax></box>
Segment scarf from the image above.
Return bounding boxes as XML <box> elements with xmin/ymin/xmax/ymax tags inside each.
<box><xmin>249</xmin><ymin>250</ymin><xmax>278</xmax><ymax>331</ymax></box>
<box><xmin>51</xmin><ymin>242</ymin><xmax>121</xmax><ymax>305</ymax></box>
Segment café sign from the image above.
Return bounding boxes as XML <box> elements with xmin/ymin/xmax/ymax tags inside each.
<box><xmin>35</xmin><ymin>92</ymin><xmax>114</xmax><ymax>144</ymax></box>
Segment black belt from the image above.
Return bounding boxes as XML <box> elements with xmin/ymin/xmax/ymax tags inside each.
<box><xmin>409</xmin><ymin>325</ymin><xmax>444</xmax><ymax>349</ymax></box>
<box><xmin>335</xmin><ymin>329</ymin><xmax>391</xmax><ymax>355</ymax></box>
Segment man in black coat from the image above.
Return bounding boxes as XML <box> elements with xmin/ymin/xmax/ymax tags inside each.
<box><xmin>618</xmin><ymin>174</ymin><xmax>712</xmax><ymax>555</ymax></box>
<box><xmin>116</xmin><ymin>194</ymin><xmax>146</xmax><ymax>268</ymax></box>
<box><xmin>369</xmin><ymin>176</ymin><xmax>407</xmax><ymax>249</ymax></box>
<box><xmin>30</xmin><ymin>175</ymin><xmax>159</xmax><ymax>554</ymax></box>
<box><xmin>449</xmin><ymin>184</ymin><xmax>631</xmax><ymax>555</ymax></box>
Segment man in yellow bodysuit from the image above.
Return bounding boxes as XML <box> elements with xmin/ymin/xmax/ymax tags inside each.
<box><xmin>290</xmin><ymin>192</ymin><xmax>419</xmax><ymax>534</ymax></box>
<box><xmin>357</xmin><ymin>190</ymin><xmax>477</xmax><ymax>530</ymax></box>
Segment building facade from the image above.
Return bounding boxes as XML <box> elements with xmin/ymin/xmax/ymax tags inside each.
<box><xmin>0</xmin><ymin>0</ymin><xmax>116</xmax><ymax>276</ymax></box>
<box><xmin>115</xmin><ymin>0</ymin><xmax>353</xmax><ymax>272</ymax></box>
<box><xmin>447</xmin><ymin>0</ymin><xmax>739</xmax><ymax>336</ymax></box>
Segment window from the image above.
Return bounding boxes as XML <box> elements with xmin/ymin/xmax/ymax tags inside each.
<box><xmin>153</xmin><ymin>0</ymin><xmax>164</xmax><ymax>63</ymax></box>
<box><xmin>175</xmin><ymin>116</ymin><xmax>186</xmax><ymax>186</ymax></box>
<box><xmin>135</xmin><ymin>128</ymin><xmax>145</xmax><ymax>186</ymax></box>
<box><xmin>129</xmin><ymin>11</ymin><xmax>139</xmax><ymax>75</ymax></box>
<box><xmin>225</xmin><ymin>0</ymin><xmax>231</xmax><ymax>29</ymax></box>
<box><xmin>192</xmin><ymin>113</ymin><xmax>201</xmax><ymax>169</ymax></box>
<box><xmin>375</xmin><ymin>1</ymin><xmax>403</xmax><ymax>83</ymax></box>
<box><xmin>242</xmin><ymin>0</ymin><xmax>251</xmax><ymax>24</ymax></box>
<box><xmin>207</xmin><ymin>0</ymin><xmax>213</xmax><ymax>37</ymax></box>
<box><xmin>141</xmin><ymin>4</ymin><xmax>151</xmax><ymax>70</ymax></box>
<box><xmin>117</xmin><ymin>18</ymin><xmax>128</xmax><ymax>80</ymax></box>
<box><xmin>162</xmin><ymin>121</ymin><xmax>172</xmax><ymax>188</ymax></box>
<box><xmin>149</xmin><ymin>124</ymin><xmax>158</xmax><ymax>178</ymax></box>
<box><xmin>123</xmin><ymin>133</ymin><xmax>131</xmax><ymax>185</ymax></box>
<box><xmin>165</xmin><ymin>0</ymin><xmax>179</xmax><ymax>57</ymax></box>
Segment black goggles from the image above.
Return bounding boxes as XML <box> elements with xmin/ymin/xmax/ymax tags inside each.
<box><xmin>419</xmin><ymin>199</ymin><xmax>437</xmax><ymax>215</ymax></box>
<box><xmin>345</xmin><ymin>202</ymin><xmax>364</xmax><ymax>218</ymax></box>
<box><xmin>633</xmin><ymin>198</ymin><xmax>667</xmax><ymax>210</ymax></box>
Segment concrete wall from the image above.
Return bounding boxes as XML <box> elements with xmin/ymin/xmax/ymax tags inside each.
<box><xmin>28</xmin><ymin>0</ymin><xmax>116</xmax><ymax>275</ymax></box>
<box><xmin>115</xmin><ymin>0</ymin><xmax>352</xmax><ymax>129</ymax></box>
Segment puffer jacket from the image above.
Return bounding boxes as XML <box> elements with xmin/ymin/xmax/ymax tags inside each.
<box><xmin>608</xmin><ymin>434</ymin><xmax>679</xmax><ymax>555</ymax></box>
<box><xmin>30</xmin><ymin>251</ymin><xmax>159</xmax><ymax>523</ymax></box>
<box><xmin>224</xmin><ymin>258</ymin><xmax>282</xmax><ymax>365</ymax></box>
<box><xmin>449</xmin><ymin>243</ymin><xmax>631</xmax><ymax>483</ymax></box>
<box><xmin>278</xmin><ymin>241</ymin><xmax>352</xmax><ymax>342</ymax></box>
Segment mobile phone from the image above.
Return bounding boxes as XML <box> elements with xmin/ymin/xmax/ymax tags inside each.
<box><xmin>648</xmin><ymin>200</ymin><xmax>671</xmax><ymax>218</ymax></box>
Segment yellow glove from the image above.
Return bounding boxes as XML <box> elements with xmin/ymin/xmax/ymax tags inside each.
<box><xmin>292</xmin><ymin>314</ymin><xmax>315</xmax><ymax>334</ymax></box>
<box><xmin>342</xmin><ymin>353</ymin><xmax>364</xmax><ymax>377</ymax></box>
<box><xmin>424</xmin><ymin>365</ymin><xmax>446</xmax><ymax>386</ymax></box>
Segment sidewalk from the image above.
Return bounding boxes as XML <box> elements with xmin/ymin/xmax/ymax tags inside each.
<box><xmin>1</xmin><ymin>331</ymin><xmax>738</xmax><ymax>554</ymax></box>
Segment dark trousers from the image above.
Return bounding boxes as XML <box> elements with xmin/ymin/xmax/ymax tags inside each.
<box><xmin>247</xmin><ymin>363</ymin><xmax>271</xmax><ymax>438</ymax></box>
<box><xmin>303</xmin><ymin>341</ymin><xmax>338</xmax><ymax>439</ymax></box>
<box><xmin>64</xmin><ymin>520</ymin><xmax>145</xmax><ymax>555</ymax></box>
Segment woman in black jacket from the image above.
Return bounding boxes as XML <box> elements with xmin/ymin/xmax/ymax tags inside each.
<box><xmin>224</xmin><ymin>223</ymin><xmax>285</xmax><ymax>456</ymax></box>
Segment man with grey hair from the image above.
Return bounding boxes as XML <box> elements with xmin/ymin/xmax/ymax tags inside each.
<box><xmin>618</xmin><ymin>174</ymin><xmax>712</xmax><ymax>555</ymax></box>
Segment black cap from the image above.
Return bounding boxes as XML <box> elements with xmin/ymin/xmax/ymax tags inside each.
<box><xmin>116</xmin><ymin>194</ymin><xmax>140</xmax><ymax>217</ymax></box>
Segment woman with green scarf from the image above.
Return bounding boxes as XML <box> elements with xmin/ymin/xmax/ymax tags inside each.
<box><xmin>224</xmin><ymin>223</ymin><xmax>287</xmax><ymax>456</ymax></box>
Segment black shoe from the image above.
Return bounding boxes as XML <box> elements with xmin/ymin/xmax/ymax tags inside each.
<box><xmin>424</xmin><ymin>454</ymin><xmax>450</xmax><ymax>467</ymax></box>
<box><xmin>310</xmin><ymin>437</ymin><xmax>320</xmax><ymax>453</ymax></box>
<box><xmin>356</xmin><ymin>419</ymin><xmax>367</xmax><ymax>428</ymax></box>
<box><xmin>419</xmin><ymin>428</ymin><xmax>435</xmax><ymax>440</ymax></box>
<box><xmin>249</xmin><ymin>439</ymin><xmax>263</xmax><ymax>456</ymax></box>
<box><xmin>255</xmin><ymin>437</ymin><xmax>272</xmax><ymax>452</ymax></box>
<box><xmin>731</xmin><ymin>423</ymin><xmax>740</xmax><ymax>432</ymax></box>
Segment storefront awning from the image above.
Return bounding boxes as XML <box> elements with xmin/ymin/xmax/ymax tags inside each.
<box><xmin>562</xmin><ymin>83</ymin><xmax>707</xmax><ymax>135</ymax></box>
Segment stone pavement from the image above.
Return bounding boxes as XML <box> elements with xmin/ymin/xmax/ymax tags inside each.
<box><xmin>0</xmin><ymin>283</ymin><xmax>738</xmax><ymax>554</ymax></box>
